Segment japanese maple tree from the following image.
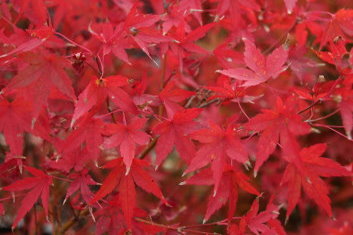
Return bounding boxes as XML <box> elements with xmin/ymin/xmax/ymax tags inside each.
<box><xmin>0</xmin><ymin>0</ymin><xmax>353</xmax><ymax>234</ymax></box>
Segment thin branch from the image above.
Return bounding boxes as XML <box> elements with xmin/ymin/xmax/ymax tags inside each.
<box><xmin>58</xmin><ymin>208</ymin><xmax>89</xmax><ymax>235</ymax></box>
<box><xmin>297</xmin><ymin>99</ymin><xmax>321</xmax><ymax>115</ymax></box>
<box><xmin>312</xmin><ymin>123</ymin><xmax>352</xmax><ymax>141</ymax></box>
<box><xmin>262</xmin><ymin>19</ymin><xmax>297</xmax><ymax>55</ymax></box>
<box><xmin>199</xmin><ymin>98</ymin><xmax>220</xmax><ymax>108</ymax></box>
<box><xmin>55</xmin><ymin>32</ymin><xmax>92</xmax><ymax>54</ymax></box>
<box><xmin>180</xmin><ymin>216</ymin><xmax>241</xmax><ymax>229</ymax></box>
<box><xmin>106</xmin><ymin>98</ymin><xmax>117</xmax><ymax>123</ymax></box>
<box><xmin>134</xmin><ymin>217</ymin><xmax>178</xmax><ymax>230</ymax></box>
<box><xmin>237</xmin><ymin>100</ymin><xmax>250</xmax><ymax>120</ymax></box>
<box><xmin>305</xmin><ymin>109</ymin><xmax>340</xmax><ymax>122</ymax></box>
<box><xmin>135</xmin><ymin>218</ymin><xmax>223</xmax><ymax>235</ymax></box>
<box><xmin>137</xmin><ymin>137</ymin><xmax>158</xmax><ymax>159</ymax></box>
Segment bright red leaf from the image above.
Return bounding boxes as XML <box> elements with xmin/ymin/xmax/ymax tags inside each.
<box><xmin>281</xmin><ymin>143</ymin><xmax>351</xmax><ymax>219</ymax></box>
<box><xmin>185</xmin><ymin>122</ymin><xmax>248</xmax><ymax>191</ymax></box>
<box><xmin>3</xmin><ymin>166</ymin><xmax>52</xmax><ymax>228</ymax></box>
<box><xmin>153</xmin><ymin>108</ymin><xmax>201</xmax><ymax>166</ymax></box>
<box><xmin>217</xmin><ymin>39</ymin><xmax>288</xmax><ymax>87</ymax></box>
<box><xmin>103</xmin><ymin>117</ymin><xmax>150</xmax><ymax>173</ymax></box>
<box><xmin>245</xmin><ymin>97</ymin><xmax>311</xmax><ymax>175</ymax></box>
<box><xmin>90</xmin><ymin>158</ymin><xmax>165</xmax><ymax>228</ymax></box>
<box><xmin>71</xmin><ymin>75</ymin><xmax>137</xmax><ymax>126</ymax></box>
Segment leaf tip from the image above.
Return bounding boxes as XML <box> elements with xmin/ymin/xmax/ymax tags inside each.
<box><xmin>272</xmin><ymin>209</ymin><xmax>280</xmax><ymax>215</ymax></box>
<box><xmin>244</xmin><ymin>160</ymin><xmax>252</xmax><ymax>170</ymax></box>
<box><xmin>89</xmin><ymin>207</ymin><xmax>96</xmax><ymax>222</ymax></box>
<box><xmin>125</xmin><ymin>166</ymin><xmax>131</xmax><ymax>176</ymax></box>
<box><xmin>31</xmin><ymin>118</ymin><xmax>37</xmax><ymax>129</ymax></box>
<box><xmin>213</xmin><ymin>189</ymin><xmax>217</xmax><ymax>197</ymax></box>
<box><xmin>163</xmin><ymin>198</ymin><xmax>172</xmax><ymax>207</ymax></box>
<box><xmin>94</xmin><ymin>161</ymin><xmax>101</xmax><ymax>168</ymax></box>
<box><xmin>257</xmin><ymin>192</ymin><xmax>264</xmax><ymax>199</ymax></box>
<box><xmin>70</xmin><ymin>120</ymin><xmax>75</xmax><ymax>129</ymax></box>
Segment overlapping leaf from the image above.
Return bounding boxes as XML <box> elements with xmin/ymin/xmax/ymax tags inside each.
<box><xmin>217</xmin><ymin>39</ymin><xmax>288</xmax><ymax>87</ymax></box>
<box><xmin>3</xmin><ymin>166</ymin><xmax>52</xmax><ymax>228</ymax></box>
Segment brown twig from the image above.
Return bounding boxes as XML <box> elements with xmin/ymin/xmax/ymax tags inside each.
<box><xmin>137</xmin><ymin>137</ymin><xmax>158</xmax><ymax>159</ymax></box>
<box><xmin>58</xmin><ymin>208</ymin><xmax>89</xmax><ymax>235</ymax></box>
<box><xmin>305</xmin><ymin>109</ymin><xmax>340</xmax><ymax>123</ymax></box>
<box><xmin>297</xmin><ymin>99</ymin><xmax>321</xmax><ymax>115</ymax></box>
<box><xmin>198</xmin><ymin>98</ymin><xmax>220</xmax><ymax>108</ymax></box>
<box><xmin>135</xmin><ymin>217</ymin><xmax>223</xmax><ymax>234</ymax></box>
<box><xmin>106</xmin><ymin>98</ymin><xmax>117</xmax><ymax>123</ymax></box>
<box><xmin>134</xmin><ymin>217</ymin><xmax>178</xmax><ymax>230</ymax></box>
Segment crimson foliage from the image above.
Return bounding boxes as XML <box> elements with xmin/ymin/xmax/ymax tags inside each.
<box><xmin>0</xmin><ymin>0</ymin><xmax>353</xmax><ymax>234</ymax></box>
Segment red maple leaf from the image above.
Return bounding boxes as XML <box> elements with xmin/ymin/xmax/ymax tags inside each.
<box><xmin>95</xmin><ymin>195</ymin><xmax>168</xmax><ymax>234</ymax></box>
<box><xmin>185</xmin><ymin>165</ymin><xmax>259</xmax><ymax>223</ymax></box>
<box><xmin>0</xmin><ymin>97</ymin><xmax>32</xmax><ymax>158</ymax></box>
<box><xmin>4</xmin><ymin>52</ymin><xmax>76</xmax><ymax>117</ymax></box>
<box><xmin>64</xmin><ymin>169</ymin><xmax>98</xmax><ymax>205</ymax></box>
<box><xmin>11</xmin><ymin>0</ymin><xmax>48</xmax><ymax>25</ymax></box>
<box><xmin>206</xmin><ymin>76</ymin><xmax>262</xmax><ymax>104</ymax></box>
<box><xmin>56</xmin><ymin>115</ymin><xmax>104</xmax><ymax>171</ymax></box>
<box><xmin>292</xmin><ymin>80</ymin><xmax>336</xmax><ymax>102</ymax></box>
<box><xmin>281</xmin><ymin>143</ymin><xmax>351</xmax><ymax>220</ymax></box>
<box><xmin>0</xmin><ymin>26</ymin><xmax>54</xmax><ymax>59</ymax></box>
<box><xmin>158</xmin><ymin>81</ymin><xmax>195</xmax><ymax>117</ymax></box>
<box><xmin>167</xmin><ymin>22</ymin><xmax>217</xmax><ymax>72</ymax></box>
<box><xmin>245</xmin><ymin>97</ymin><xmax>311</xmax><ymax>175</ymax></box>
<box><xmin>320</xmin><ymin>9</ymin><xmax>353</xmax><ymax>48</ymax></box>
<box><xmin>159</xmin><ymin>0</ymin><xmax>203</xmax><ymax>34</ymax></box>
<box><xmin>89</xmin><ymin>22</ymin><xmax>132</xmax><ymax>64</ymax></box>
<box><xmin>230</xmin><ymin>197</ymin><xmax>285</xmax><ymax>235</ymax></box>
<box><xmin>340</xmin><ymin>98</ymin><xmax>353</xmax><ymax>140</ymax></box>
<box><xmin>3</xmin><ymin>166</ymin><xmax>52</xmax><ymax>228</ymax></box>
<box><xmin>103</xmin><ymin>117</ymin><xmax>150</xmax><ymax>173</ymax></box>
<box><xmin>336</xmin><ymin>77</ymin><xmax>353</xmax><ymax>139</ymax></box>
<box><xmin>71</xmin><ymin>75</ymin><xmax>137</xmax><ymax>126</ymax></box>
<box><xmin>90</xmin><ymin>158</ymin><xmax>165</xmax><ymax>228</ymax></box>
<box><xmin>90</xmin><ymin>6</ymin><xmax>169</xmax><ymax>65</ymax></box>
<box><xmin>152</xmin><ymin>108</ymin><xmax>201</xmax><ymax>166</ymax></box>
<box><xmin>284</xmin><ymin>0</ymin><xmax>298</xmax><ymax>14</ymax></box>
<box><xmin>215</xmin><ymin>0</ymin><xmax>260</xmax><ymax>19</ymax></box>
<box><xmin>185</xmin><ymin>122</ymin><xmax>248</xmax><ymax>191</ymax></box>
<box><xmin>217</xmin><ymin>39</ymin><xmax>288</xmax><ymax>87</ymax></box>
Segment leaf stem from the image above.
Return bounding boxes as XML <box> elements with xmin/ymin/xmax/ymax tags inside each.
<box><xmin>135</xmin><ymin>217</ymin><xmax>223</xmax><ymax>234</ymax></box>
<box><xmin>137</xmin><ymin>137</ymin><xmax>158</xmax><ymax>159</ymax></box>
<box><xmin>297</xmin><ymin>99</ymin><xmax>321</xmax><ymax>114</ymax></box>
<box><xmin>58</xmin><ymin>208</ymin><xmax>89</xmax><ymax>235</ymax></box>
<box><xmin>312</xmin><ymin>123</ymin><xmax>352</xmax><ymax>141</ymax></box>
<box><xmin>305</xmin><ymin>109</ymin><xmax>339</xmax><ymax>122</ymax></box>
<box><xmin>55</xmin><ymin>32</ymin><xmax>92</xmax><ymax>54</ymax></box>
